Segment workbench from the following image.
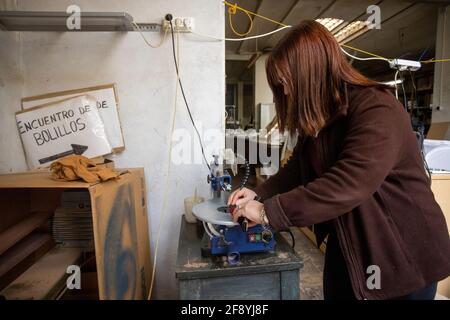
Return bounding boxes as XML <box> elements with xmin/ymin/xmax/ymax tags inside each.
<box><xmin>176</xmin><ymin>216</ymin><xmax>303</xmax><ymax>300</ymax></box>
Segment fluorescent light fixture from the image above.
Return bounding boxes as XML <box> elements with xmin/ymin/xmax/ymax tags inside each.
<box><xmin>383</xmin><ymin>79</ymin><xmax>403</xmax><ymax>86</ymax></box>
<box><xmin>316</xmin><ymin>18</ymin><xmax>344</xmax><ymax>32</ymax></box>
<box><xmin>334</xmin><ymin>21</ymin><xmax>368</xmax><ymax>43</ymax></box>
<box><xmin>0</xmin><ymin>11</ymin><xmax>135</xmax><ymax>31</ymax></box>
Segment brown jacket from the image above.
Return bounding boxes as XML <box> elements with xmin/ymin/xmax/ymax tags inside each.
<box><xmin>254</xmin><ymin>85</ymin><xmax>450</xmax><ymax>300</ymax></box>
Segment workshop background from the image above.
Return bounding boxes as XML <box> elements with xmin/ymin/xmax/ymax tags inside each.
<box><xmin>0</xmin><ymin>0</ymin><xmax>224</xmax><ymax>299</ymax></box>
<box><xmin>0</xmin><ymin>0</ymin><xmax>449</xmax><ymax>300</ymax></box>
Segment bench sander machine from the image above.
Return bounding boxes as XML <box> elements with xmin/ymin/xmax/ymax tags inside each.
<box><xmin>192</xmin><ymin>155</ymin><xmax>275</xmax><ymax>263</ymax></box>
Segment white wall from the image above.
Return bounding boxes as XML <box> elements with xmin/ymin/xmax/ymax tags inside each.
<box><xmin>0</xmin><ymin>0</ymin><xmax>224</xmax><ymax>299</ymax></box>
<box><xmin>254</xmin><ymin>54</ymin><xmax>273</xmax><ymax>107</ymax></box>
<box><xmin>432</xmin><ymin>5</ymin><xmax>450</xmax><ymax>139</ymax></box>
<box><xmin>0</xmin><ymin>0</ymin><xmax>28</xmax><ymax>173</ymax></box>
<box><xmin>254</xmin><ymin>54</ymin><xmax>275</xmax><ymax>130</ymax></box>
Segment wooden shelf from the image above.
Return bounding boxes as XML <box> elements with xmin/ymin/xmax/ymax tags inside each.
<box><xmin>0</xmin><ymin>247</ymin><xmax>83</xmax><ymax>300</ymax></box>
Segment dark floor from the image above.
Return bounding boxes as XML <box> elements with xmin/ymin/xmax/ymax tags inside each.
<box><xmin>282</xmin><ymin>228</ymin><xmax>324</xmax><ymax>300</ymax></box>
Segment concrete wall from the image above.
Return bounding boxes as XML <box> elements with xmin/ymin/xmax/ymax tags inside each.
<box><xmin>0</xmin><ymin>0</ymin><xmax>224</xmax><ymax>299</ymax></box>
<box><xmin>432</xmin><ymin>5</ymin><xmax>450</xmax><ymax>139</ymax></box>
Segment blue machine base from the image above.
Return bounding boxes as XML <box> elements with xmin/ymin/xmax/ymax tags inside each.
<box><xmin>210</xmin><ymin>224</ymin><xmax>276</xmax><ymax>256</ymax></box>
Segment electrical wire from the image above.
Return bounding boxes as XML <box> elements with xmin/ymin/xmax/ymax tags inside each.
<box><xmin>407</xmin><ymin>71</ymin><xmax>431</xmax><ymax>183</ymax></box>
<box><xmin>223</xmin><ymin>0</ymin><xmax>289</xmax><ymax>28</ymax></box>
<box><xmin>239</xmin><ymin>158</ymin><xmax>250</xmax><ymax>190</ymax></box>
<box><xmin>190</xmin><ymin>0</ymin><xmax>290</xmax><ymax>41</ymax></box>
<box><xmin>421</xmin><ymin>58</ymin><xmax>450</xmax><ymax>64</ymax></box>
<box><xmin>169</xmin><ymin>20</ymin><xmax>211</xmax><ymax>172</ymax></box>
<box><xmin>147</xmin><ymin>29</ymin><xmax>181</xmax><ymax>300</ymax></box>
<box><xmin>228</xmin><ymin>3</ymin><xmax>254</xmax><ymax>37</ymax></box>
<box><xmin>341</xmin><ymin>44</ymin><xmax>388</xmax><ymax>60</ymax></box>
<box><xmin>132</xmin><ymin>21</ymin><xmax>167</xmax><ymax>48</ymax></box>
<box><xmin>409</xmin><ymin>70</ymin><xmax>417</xmax><ymax>115</ymax></box>
<box><xmin>191</xmin><ymin>26</ymin><xmax>291</xmax><ymax>42</ymax></box>
<box><xmin>279</xmin><ymin>229</ymin><xmax>296</xmax><ymax>249</ymax></box>
<box><xmin>394</xmin><ymin>70</ymin><xmax>399</xmax><ymax>99</ymax></box>
<box><xmin>418</xmin><ymin>45</ymin><xmax>430</xmax><ymax>61</ymax></box>
<box><xmin>400</xmin><ymin>72</ymin><xmax>408</xmax><ymax>111</ymax></box>
<box><xmin>340</xmin><ymin>46</ymin><xmax>390</xmax><ymax>62</ymax></box>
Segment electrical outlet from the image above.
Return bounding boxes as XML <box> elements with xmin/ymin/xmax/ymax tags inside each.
<box><xmin>162</xmin><ymin>17</ymin><xmax>195</xmax><ymax>33</ymax></box>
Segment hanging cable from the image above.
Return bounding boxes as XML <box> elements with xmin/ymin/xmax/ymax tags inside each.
<box><xmin>147</xmin><ymin>29</ymin><xmax>180</xmax><ymax>300</ymax></box>
<box><xmin>223</xmin><ymin>1</ymin><xmax>289</xmax><ymax>28</ymax></box>
<box><xmin>399</xmin><ymin>72</ymin><xmax>408</xmax><ymax>111</ymax></box>
<box><xmin>132</xmin><ymin>21</ymin><xmax>167</xmax><ymax>48</ymax></box>
<box><xmin>340</xmin><ymin>46</ymin><xmax>390</xmax><ymax>62</ymax></box>
<box><xmin>191</xmin><ymin>26</ymin><xmax>291</xmax><ymax>42</ymax></box>
<box><xmin>169</xmin><ymin>20</ymin><xmax>211</xmax><ymax>172</ymax></box>
<box><xmin>227</xmin><ymin>3</ymin><xmax>254</xmax><ymax>36</ymax></box>
<box><xmin>341</xmin><ymin>44</ymin><xmax>388</xmax><ymax>60</ymax></box>
<box><xmin>421</xmin><ymin>58</ymin><xmax>450</xmax><ymax>64</ymax></box>
<box><xmin>409</xmin><ymin>70</ymin><xmax>418</xmax><ymax>115</ymax></box>
<box><xmin>394</xmin><ymin>70</ymin><xmax>400</xmax><ymax>100</ymax></box>
<box><xmin>191</xmin><ymin>0</ymin><xmax>290</xmax><ymax>41</ymax></box>
<box><xmin>279</xmin><ymin>229</ymin><xmax>296</xmax><ymax>249</ymax></box>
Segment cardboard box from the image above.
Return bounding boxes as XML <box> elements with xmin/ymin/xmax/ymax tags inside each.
<box><xmin>0</xmin><ymin>168</ymin><xmax>151</xmax><ymax>300</ymax></box>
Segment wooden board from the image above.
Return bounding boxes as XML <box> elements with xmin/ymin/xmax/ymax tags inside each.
<box><xmin>0</xmin><ymin>233</ymin><xmax>54</xmax><ymax>291</ymax></box>
<box><xmin>431</xmin><ymin>174</ymin><xmax>450</xmax><ymax>298</ymax></box>
<box><xmin>0</xmin><ymin>171</ymin><xmax>94</xmax><ymax>189</ymax></box>
<box><xmin>0</xmin><ymin>211</ymin><xmax>53</xmax><ymax>255</ymax></box>
<box><xmin>0</xmin><ymin>189</ymin><xmax>31</xmax><ymax>233</ymax></box>
<box><xmin>131</xmin><ymin>168</ymin><xmax>151</xmax><ymax>299</ymax></box>
<box><xmin>0</xmin><ymin>247</ymin><xmax>82</xmax><ymax>300</ymax></box>
<box><xmin>428</xmin><ymin>122</ymin><xmax>450</xmax><ymax>140</ymax></box>
<box><xmin>90</xmin><ymin>171</ymin><xmax>146</xmax><ymax>299</ymax></box>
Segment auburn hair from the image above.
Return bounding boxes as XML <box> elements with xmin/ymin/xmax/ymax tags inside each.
<box><xmin>266</xmin><ymin>20</ymin><xmax>381</xmax><ymax>137</ymax></box>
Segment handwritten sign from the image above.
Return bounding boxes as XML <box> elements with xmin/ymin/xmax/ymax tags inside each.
<box><xmin>16</xmin><ymin>95</ymin><xmax>112</xmax><ymax>169</ymax></box>
<box><xmin>22</xmin><ymin>84</ymin><xmax>124</xmax><ymax>152</ymax></box>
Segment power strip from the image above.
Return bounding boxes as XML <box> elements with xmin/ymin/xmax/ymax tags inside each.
<box><xmin>162</xmin><ymin>17</ymin><xmax>195</xmax><ymax>33</ymax></box>
<box><xmin>134</xmin><ymin>23</ymin><xmax>160</xmax><ymax>32</ymax></box>
<box><xmin>389</xmin><ymin>59</ymin><xmax>421</xmax><ymax>71</ymax></box>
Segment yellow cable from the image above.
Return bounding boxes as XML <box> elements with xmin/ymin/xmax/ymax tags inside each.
<box><xmin>228</xmin><ymin>5</ymin><xmax>254</xmax><ymax>37</ymax></box>
<box><xmin>421</xmin><ymin>58</ymin><xmax>450</xmax><ymax>64</ymax></box>
<box><xmin>223</xmin><ymin>1</ymin><xmax>289</xmax><ymax>28</ymax></box>
<box><xmin>341</xmin><ymin>44</ymin><xmax>388</xmax><ymax>60</ymax></box>
<box><xmin>222</xmin><ymin>2</ymin><xmax>450</xmax><ymax>64</ymax></box>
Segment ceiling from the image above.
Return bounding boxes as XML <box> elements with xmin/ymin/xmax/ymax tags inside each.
<box><xmin>225</xmin><ymin>0</ymin><xmax>449</xmax><ymax>81</ymax></box>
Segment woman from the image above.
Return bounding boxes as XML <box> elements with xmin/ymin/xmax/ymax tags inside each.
<box><xmin>228</xmin><ymin>20</ymin><xmax>450</xmax><ymax>300</ymax></box>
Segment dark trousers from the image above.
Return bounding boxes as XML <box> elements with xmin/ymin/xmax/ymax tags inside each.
<box><xmin>323</xmin><ymin>229</ymin><xmax>437</xmax><ymax>300</ymax></box>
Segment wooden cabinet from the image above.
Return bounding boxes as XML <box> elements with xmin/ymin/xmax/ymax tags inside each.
<box><xmin>0</xmin><ymin>168</ymin><xmax>151</xmax><ymax>300</ymax></box>
<box><xmin>431</xmin><ymin>174</ymin><xmax>450</xmax><ymax>298</ymax></box>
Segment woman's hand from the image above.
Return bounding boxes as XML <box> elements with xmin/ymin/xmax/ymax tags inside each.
<box><xmin>227</xmin><ymin>187</ymin><xmax>257</xmax><ymax>207</ymax></box>
<box><xmin>232</xmin><ymin>200</ymin><xmax>264</xmax><ymax>227</ymax></box>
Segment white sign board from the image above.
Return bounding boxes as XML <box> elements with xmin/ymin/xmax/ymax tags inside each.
<box><xmin>16</xmin><ymin>95</ymin><xmax>112</xmax><ymax>169</ymax></box>
<box><xmin>22</xmin><ymin>84</ymin><xmax>124</xmax><ymax>152</ymax></box>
